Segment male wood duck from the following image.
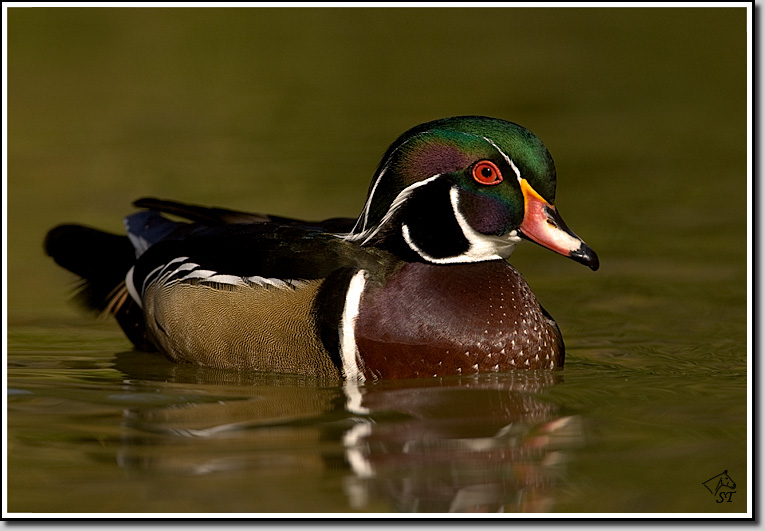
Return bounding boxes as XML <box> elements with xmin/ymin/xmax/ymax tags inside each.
<box><xmin>45</xmin><ymin>116</ymin><xmax>598</xmax><ymax>381</ymax></box>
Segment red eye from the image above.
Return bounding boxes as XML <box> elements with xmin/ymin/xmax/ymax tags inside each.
<box><xmin>472</xmin><ymin>160</ymin><xmax>503</xmax><ymax>185</ymax></box>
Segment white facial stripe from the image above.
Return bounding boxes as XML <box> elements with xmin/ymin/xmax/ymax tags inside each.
<box><xmin>340</xmin><ymin>270</ymin><xmax>367</xmax><ymax>382</ymax></box>
<box><xmin>401</xmin><ymin>188</ymin><xmax>520</xmax><ymax>264</ymax></box>
<box><xmin>450</xmin><ymin>187</ymin><xmax>520</xmax><ymax>260</ymax></box>
<box><xmin>357</xmin><ymin>164</ymin><xmax>388</xmax><ymax>233</ymax></box>
<box><xmin>345</xmin><ymin>134</ymin><xmax>526</xmax><ymax>261</ymax></box>
<box><xmin>482</xmin><ymin>136</ymin><xmax>512</xmax><ymax>165</ymax></box>
<box><xmin>482</xmin><ymin>136</ymin><xmax>521</xmax><ymax>181</ymax></box>
<box><xmin>351</xmin><ymin>133</ymin><xmax>521</xmax><ymax>241</ymax></box>
<box><xmin>400</xmin><ymin>223</ymin><xmax>428</xmax><ymax>259</ymax></box>
<box><xmin>401</xmin><ymin>222</ymin><xmax>486</xmax><ymax>265</ymax></box>
<box><xmin>509</xmin><ymin>159</ymin><xmax>522</xmax><ymax>182</ymax></box>
<box><xmin>348</xmin><ymin>163</ymin><xmax>388</xmax><ymax>236</ymax></box>
<box><xmin>349</xmin><ymin>131</ymin><xmax>436</xmax><ymax>237</ymax></box>
<box><xmin>343</xmin><ymin>174</ymin><xmax>442</xmax><ymax>244</ymax></box>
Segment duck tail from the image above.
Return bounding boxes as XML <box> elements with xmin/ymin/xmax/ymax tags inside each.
<box><xmin>44</xmin><ymin>224</ymin><xmax>155</xmax><ymax>350</ymax></box>
<box><xmin>44</xmin><ymin>224</ymin><xmax>136</xmax><ymax>312</ymax></box>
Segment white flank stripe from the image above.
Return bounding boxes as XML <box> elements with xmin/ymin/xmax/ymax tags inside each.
<box><xmin>140</xmin><ymin>264</ymin><xmax>166</xmax><ymax>294</ymax></box>
<box><xmin>340</xmin><ymin>270</ymin><xmax>367</xmax><ymax>382</ymax></box>
<box><xmin>181</xmin><ymin>269</ymin><xmax>219</xmax><ymax>281</ymax></box>
<box><xmin>246</xmin><ymin>276</ymin><xmax>290</xmax><ymax>289</ymax></box>
<box><xmin>173</xmin><ymin>262</ymin><xmax>200</xmax><ymax>274</ymax></box>
<box><xmin>149</xmin><ymin>256</ymin><xmax>190</xmax><ymax>289</ymax></box>
<box><xmin>200</xmin><ymin>274</ymin><xmax>249</xmax><ymax>287</ymax></box>
<box><xmin>141</xmin><ymin>257</ymin><xmax>184</xmax><ymax>295</ymax></box>
<box><xmin>140</xmin><ymin>256</ymin><xmax>303</xmax><ymax>294</ymax></box>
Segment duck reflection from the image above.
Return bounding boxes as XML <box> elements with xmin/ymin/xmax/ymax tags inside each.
<box><xmin>114</xmin><ymin>351</ymin><xmax>580</xmax><ymax>513</ymax></box>
<box><xmin>341</xmin><ymin>372</ymin><xmax>579</xmax><ymax>512</ymax></box>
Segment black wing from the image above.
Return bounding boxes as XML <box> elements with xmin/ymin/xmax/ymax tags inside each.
<box><xmin>128</xmin><ymin>222</ymin><xmax>390</xmax><ymax>300</ymax></box>
<box><xmin>132</xmin><ymin>197</ymin><xmax>357</xmax><ymax>233</ymax></box>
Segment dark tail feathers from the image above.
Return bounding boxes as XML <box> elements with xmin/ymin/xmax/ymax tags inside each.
<box><xmin>44</xmin><ymin>224</ymin><xmax>154</xmax><ymax>350</ymax></box>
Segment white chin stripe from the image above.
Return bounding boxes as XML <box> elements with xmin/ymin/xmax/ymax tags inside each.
<box><xmin>340</xmin><ymin>270</ymin><xmax>367</xmax><ymax>382</ymax></box>
<box><xmin>450</xmin><ymin>187</ymin><xmax>520</xmax><ymax>260</ymax></box>
<box><xmin>401</xmin><ymin>187</ymin><xmax>520</xmax><ymax>264</ymax></box>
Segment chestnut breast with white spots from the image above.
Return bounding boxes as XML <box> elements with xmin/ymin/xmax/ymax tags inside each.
<box><xmin>354</xmin><ymin>260</ymin><xmax>564</xmax><ymax>379</ymax></box>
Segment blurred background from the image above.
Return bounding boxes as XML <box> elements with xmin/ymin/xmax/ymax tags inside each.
<box><xmin>6</xmin><ymin>6</ymin><xmax>749</xmax><ymax>514</ymax></box>
<box><xmin>8</xmin><ymin>7</ymin><xmax>746</xmax><ymax>319</ymax></box>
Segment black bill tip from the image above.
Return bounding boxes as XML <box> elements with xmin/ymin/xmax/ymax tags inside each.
<box><xmin>570</xmin><ymin>244</ymin><xmax>600</xmax><ymax>271</ymax></box>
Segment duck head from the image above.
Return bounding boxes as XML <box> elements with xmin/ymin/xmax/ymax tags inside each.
<box><xmin>345</xmin><ymin>116</ymin><xmax>599</xmax><ymax>271</ymax></box>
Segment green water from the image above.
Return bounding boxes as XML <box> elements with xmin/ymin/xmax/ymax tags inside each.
<box><xmin>6</xmin><ymin>7</ymin><xmax>749</xmax><ymax>515</ymax></box>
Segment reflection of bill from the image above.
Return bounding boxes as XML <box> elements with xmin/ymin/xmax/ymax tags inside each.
<box><xmin>342</xmin><ymin>371</ymin><xmax>582</xmax><ymax>512</ymax></box>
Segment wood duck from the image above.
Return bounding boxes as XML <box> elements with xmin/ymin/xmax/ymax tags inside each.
<box><xmin>45</xmin><ymin>116</ymin><xmax>598</xmax><ymax>381</ymax></box>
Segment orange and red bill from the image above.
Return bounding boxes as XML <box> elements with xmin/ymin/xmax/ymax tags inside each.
<box><xmin>518</xmin><ymin>178</ymin><xmax>599</xmax><ymax>271</ymax></box>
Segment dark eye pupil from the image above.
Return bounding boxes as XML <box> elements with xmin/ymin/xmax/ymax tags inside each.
<box><xmin>481</xmin><ymin>167</ymin><xmax>493</xmax><ymax>178</ymax></box>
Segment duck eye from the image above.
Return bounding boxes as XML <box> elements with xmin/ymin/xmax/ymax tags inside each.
<box><xmin>472</xmin><ymin>160</ymin><xmax>503</xmax><ymax>185</ymax></box>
